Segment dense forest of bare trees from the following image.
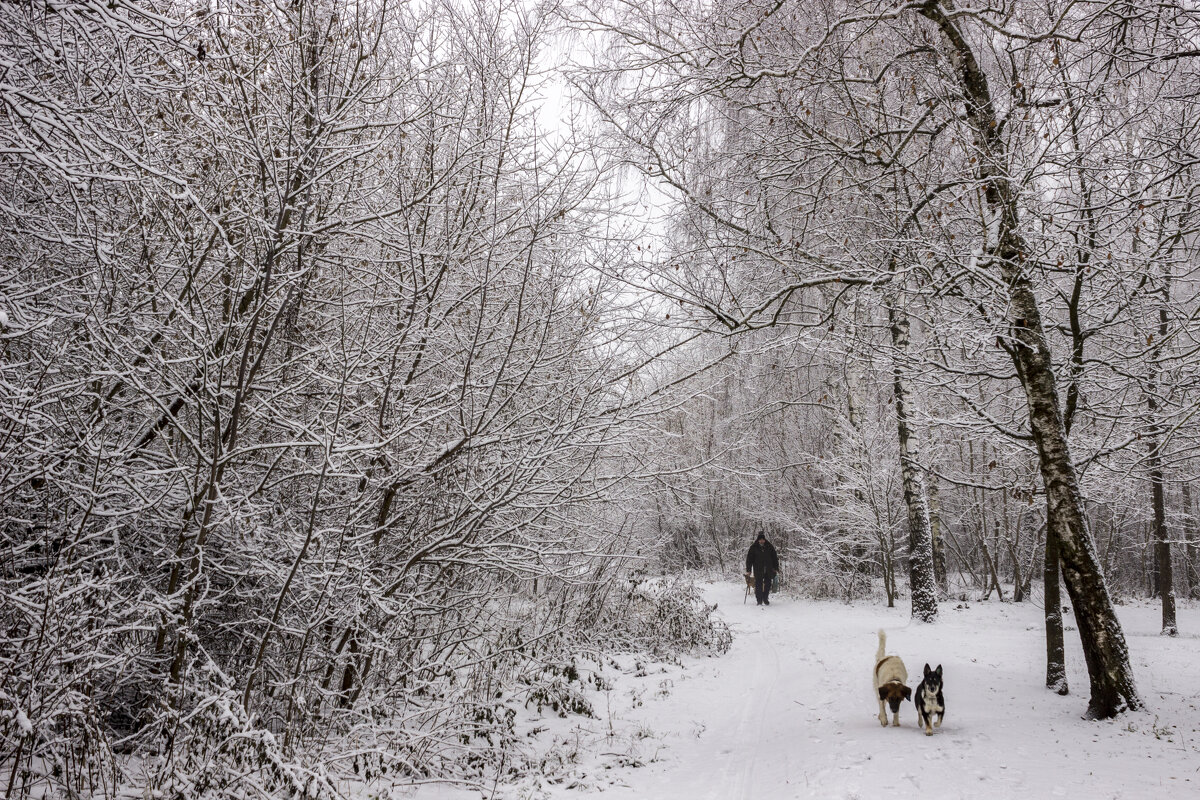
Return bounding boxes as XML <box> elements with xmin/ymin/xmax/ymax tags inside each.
<box><xmin>0</xmin><ymin>0</ymin><xmax>731</xmax><ymax>793</ymax></box>
<box><xmin>1</xmin><ymin>0</ymin><xmax>1198</xmax><ymax>795</ymax></box>
<box><xmin>570</xmin><ymin>0</ymin><xmax>1200</xmax><ymax>717</ymax></box>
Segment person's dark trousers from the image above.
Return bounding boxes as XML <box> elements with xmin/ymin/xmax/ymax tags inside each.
<box><xmin>754</xmin><ymin>573</ymin><xmax>772</xmax><ymax>604</ymax></box>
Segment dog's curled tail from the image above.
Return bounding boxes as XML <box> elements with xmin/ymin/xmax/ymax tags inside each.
<box><xmin>876</xmin><ymin>629</ymin><xmax>887</xmax><ymax>664</ymax></box>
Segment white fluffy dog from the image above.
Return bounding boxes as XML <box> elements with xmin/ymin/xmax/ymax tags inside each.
<box><xmin>874</xmin><ymin>629</ymin><xmax>911</xmax><ymax>727</ymax></box>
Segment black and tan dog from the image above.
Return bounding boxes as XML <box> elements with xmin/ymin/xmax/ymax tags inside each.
<box><xmin>874</xmin><ymin>630</ymin><xmax>911</xmax><ymax>727</ymax></box>
<box><xmin>914</xmin><ymin>663</ymin><xmax>945</xmax><ymax>736</ymax></box>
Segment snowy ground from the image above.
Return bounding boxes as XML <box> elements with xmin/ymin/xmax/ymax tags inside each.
<box><xmin>404</xmin><ymin>585</ymin><xmax>1200</xmax><ymax>800</ymax></box>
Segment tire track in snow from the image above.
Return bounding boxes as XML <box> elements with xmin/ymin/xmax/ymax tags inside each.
<box><xmin>719</xmin><ymin>615</ymin><xmax>782</xmax><ymax>800</ymax></box>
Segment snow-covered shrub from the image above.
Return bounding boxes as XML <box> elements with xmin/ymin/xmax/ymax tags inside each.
<box><xmin>144</xmin><ymin>664</ymin><xmax>336</xmax><ymax>800</ymax></box>
<box><xmin>783</xmin><ymin>542</ymin><xmax>881</xmax><ymax>602</ymax></box>
<box><xmin>519</xmin><ymin>662</ymin><xmax>595</xmax><ymax>718</ymax></box>
<box><xmin>587</xmin><ymin>577</ymin><xmax>732</xmax><ymax>657</ymax></box>
<box><xmin>0</xmin><ymin>555</ymin><xmax>124</xmax><ymax>797</ymax></box>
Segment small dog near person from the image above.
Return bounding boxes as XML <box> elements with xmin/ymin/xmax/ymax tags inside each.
<box><xmin>873</xmin><ymin>629</ymin><xmax>911</xmax><ymax>727</ymax></box>
<box><xmin>914</xmin><ymin>663</ymin><xmax>945</xmax><ymax>736</ymax></box>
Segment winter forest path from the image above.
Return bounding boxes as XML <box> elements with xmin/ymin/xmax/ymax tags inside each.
<box><xmin>536</xmin><ymin>585</ymin><xmax>1200</xmax><ymax>800</ymax></box>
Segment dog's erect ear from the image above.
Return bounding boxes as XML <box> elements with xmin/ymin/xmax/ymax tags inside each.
<box><xmin>902</xmin><ymin>686</ymin><xmax>912</xmax><ymax>701</ymax></box>
<box><xmin>935</xmin><ymin>664</ymin><xmax>943</xmax><ymax>677</ymax></box>
<box><xmin>923</xmin><ymin>663</ymin><xmax>932</xmax><ymax>677</ymax></box>
<box><xmin>878</xmin><ymin>686</ymin><xmax>889</xmax><ymax>701</ymax></box>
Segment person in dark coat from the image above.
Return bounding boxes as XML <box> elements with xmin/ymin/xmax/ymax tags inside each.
<box><xmin>745</xmin><ymin>532</ymin><xmax>779</xmax><ymax>606</ymax></box>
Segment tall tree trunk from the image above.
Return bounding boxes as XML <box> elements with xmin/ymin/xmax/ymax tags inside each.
<box><xmin>1054</xmin><ymin>63</ymin><xmax>1089</xmax><ymax>699</ymax></box>
<box><xmin>844</xmin><ymin>369</ymin><xmax>874</xmax><ymax>580</ymax></box>
<box><xmin>918</xmin><ymin>0</ymin><xmax>1141</xmax><ymax>717</ymax></box>
<box><xmin>1044</xmin><ymin>528</ymin><xmax>1069</xmax><ymax>695</ymax></box>
<box><xmin>1010</xmin><ymin>527</ymin><xmax>1025</xmax><ymax>603</ymax></box>
<box><xmin>1146</xmin><ymin>524</ymin><xmax>1159</xmax><ymax>596</ymax></box>
<box><xmin>1148</xmin><ymin>450</ymin><xmax>1176</xmax><ymax>635</ymax></box>
<box><xmin>1147</xmin><ymin>292</ymin><xmax>1178</xmax><ymax>636</ymax></box>
<box><xmin>928</xmin><ymin>474</ymin><xmax>949</xmax><ymax>594</ymax></box>
<box><xmin>1183</xmin><ymin>482</ymin><xmax>1199</xmax><ymax>600</ymax></box>
<box><xmin>888</xmin><ymin>302</ymin><xmax>938</xmax><ymax>623</ymax></box>
<box><xmin>884</xmin><ymin>528</ymin><xmax>897</xmax><ymax>608</ymax></box>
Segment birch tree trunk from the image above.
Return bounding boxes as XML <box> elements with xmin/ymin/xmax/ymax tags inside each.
<box><xmin>918</xmin><ymin>0</ymin><xmax>1140</xmax><ymax>718</ymax></box>
<box><xmin>888</xmin><ymin>302</ymin><xmax>938</xmax><ymax>623</ymax></box>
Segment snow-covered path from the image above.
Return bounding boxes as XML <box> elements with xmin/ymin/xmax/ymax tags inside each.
<box><xmin>548</xmin><ymin>586</ymin><xmax>1199</xmax><ymax>800</ymax></box>
<box><xmin>413</xmin><ymin>585</ymin><xmax>1199</xmax><ymax>800</ymax></box>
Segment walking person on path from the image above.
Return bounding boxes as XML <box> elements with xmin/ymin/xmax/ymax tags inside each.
<box><xmin>745</xmin><ymin>532</ymin><xmax>779</xmax><ymax>606</ymax></box>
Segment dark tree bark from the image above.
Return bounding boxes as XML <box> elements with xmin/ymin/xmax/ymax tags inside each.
<box><xmin>1044</xmin><ymin>530</ymin><xmax>1069</xmax><ymax>695</ymax></box>
<box><xmin>1148</xmin><ymin>442</ymin><xmax>1177</xmax><ymax>636</ymax></box>
<box><xmin>1147</xmin><ymin>284</ymin><xmax>1177</xmax><ymax>636</ymax></box>
<box><xmin>928</xmin><ymin>474</ymin><xmax>949</xmax><ymax>594</ymax></box>
<box><xmin>888</xmin><ymin>302</ymin><xmax>938</xmax><ymax>623</ymax></box>
<box><xmin>918</xmin><ymin>0</ymin><xmax>1141</xmax><ymax>718</ymax></box>
<box><xmin>839</xmin><ymin>374</ymin><xmax>872</xmax><ymax>584</ymax></box>
<box><xmin>1184</xmin><ymin>482</ymin><xmax>1199</xmax><ymax>600</ymax></box>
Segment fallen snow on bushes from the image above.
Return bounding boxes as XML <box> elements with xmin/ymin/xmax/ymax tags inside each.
<box><xmin>400</xmin><ymin>585</ymin><xmax>1200</xmax><ymax>799</ymax></box>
